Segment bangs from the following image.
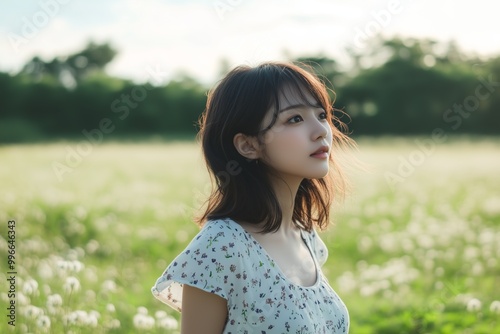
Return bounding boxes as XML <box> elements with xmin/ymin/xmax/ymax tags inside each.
<box><xmin>258</xmin><ymin>65</ymin><xmax>333</xmax><ymax>134</ymax></box>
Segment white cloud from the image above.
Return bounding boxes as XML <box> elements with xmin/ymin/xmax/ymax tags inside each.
<box><xmin>1</xmin><ymin>0</ymin><xmax>499</xmax><ymax>82</ymax></box>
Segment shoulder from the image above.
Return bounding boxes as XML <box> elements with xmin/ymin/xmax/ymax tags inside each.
<box><xmin>200</xmin><ymin>218</ymin><xmax>242</xmax><ymax>235</ymax></box>
<box><xmin>152</xmin><ymin>218</ymin><xmax>249</xmax><ymax>305</ymax></box>
<box><xmin>193</xmin><ymin>218</ymin><xmax>247</xmax><ymax>246</ymax></box>
<box><xmin>179</xmin><ymin>218</ymin><xmax>249</xmax><ymax>261</ymax></box>
<box><xmin>303</xmin><ymin>228</ymin><xmax>329</xmax><ymax>266</ymax></box>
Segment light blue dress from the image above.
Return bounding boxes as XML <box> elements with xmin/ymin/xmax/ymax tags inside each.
<box><xmin>152</xmin><ymin>218</ymin><xmax>349</xmax><ymax>333</ymax></box>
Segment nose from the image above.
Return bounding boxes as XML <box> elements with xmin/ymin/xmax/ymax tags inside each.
<box><xmin>312</xmin><ymin>118</ymin><xmax>329</xmax><ymax>141</ymax></box>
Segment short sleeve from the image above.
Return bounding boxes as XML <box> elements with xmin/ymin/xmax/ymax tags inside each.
<box><xmin>307</xmin><ymin>229</ymin><xmax>329</xmax><ymax>267</ymax></box>
<box><xmin>151</xmin><ymin>220</ymin><xmax>242</xmax><ymax>311</ymax></box>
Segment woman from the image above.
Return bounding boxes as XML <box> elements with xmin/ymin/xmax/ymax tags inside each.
<box><xmin>152</xmin><ymin>61</ymin><xmax>353</xmax><ymax>333</ymax></box>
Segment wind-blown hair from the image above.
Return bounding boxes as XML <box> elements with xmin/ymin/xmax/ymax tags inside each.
<box><xmin>196</xmin><ymin>61</ymin><xmax>353</xmax><ymax>233</ymax></box>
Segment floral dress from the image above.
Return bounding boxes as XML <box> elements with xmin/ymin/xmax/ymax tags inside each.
<box><xmin>151</xmin><ymin>218</ymin><xmax>349</xmax><ymax>333</ymax></box>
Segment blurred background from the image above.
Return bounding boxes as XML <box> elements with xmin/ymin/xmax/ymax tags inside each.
<box><xmin>1</xmin><ymin>0</ymin><xmax>499</xmax><ymax>142</ymax></box>
<box><xmin>1</xmin><ymin>1</ymin><xmax>499</xmax><ymax>333</ymax></box>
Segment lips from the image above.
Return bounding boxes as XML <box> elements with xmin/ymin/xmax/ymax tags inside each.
<box><xmin>310</xmin><ymin>146</ymin><xmax>329</xmax><ymax>158</ymax></box>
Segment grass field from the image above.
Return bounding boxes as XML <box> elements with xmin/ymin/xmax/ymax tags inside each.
<box><xmin>1</xmin><ymin>136</ymin><xmax>499</xmax><ymax>333</ymax></box>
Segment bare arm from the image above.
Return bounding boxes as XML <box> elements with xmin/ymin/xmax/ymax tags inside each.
<box><xmin>181</xmin><ymin>284</ymin><xmax>228</xmax><ymax>334</ymax></box>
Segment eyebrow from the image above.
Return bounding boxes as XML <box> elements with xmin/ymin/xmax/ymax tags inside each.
<box><xmin>278</xmin><ymin>103</ymin><xmax>323</xmax><ymax>113</ymax></box>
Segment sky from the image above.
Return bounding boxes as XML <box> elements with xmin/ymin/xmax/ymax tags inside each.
<box><xmin>1</xmin><ymin>0</ymin><xmax>499</xmax><ymax>85</ymax></box>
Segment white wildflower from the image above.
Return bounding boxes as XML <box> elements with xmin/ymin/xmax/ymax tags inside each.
<box><xmin>22</xmin><ymin>278</ymin><xmax>39</xmax><ymax>296</ymax></box>
<box><xmin>101</xmin><ymin>279</ymin><xmax>117</xmax><ymax>293</ymax></box>
<box><xmin>47</xmin><ymin>294</ymin><xmax>63</xmax><ymax>308</ymax></box>
<box><xmin>358</xmin><ymin>236</ymin><xmax>372</xmax><ymax>253</ymax></box>
<box><xmin>466</xmin><ymin>298</ymin><xmax>482</xmax><ymax>312</ymax></box>
<box><xmin>74</xmin><ymin>310</ymin><xmax>88</xmax><ymax>325</ymax></box>
<box><xmin>58</xmin><ymin>260</ymin><xmax>69</xmax><ymax>271</ymax></box>
<box><xmin>85</xmin><ymin>239</ymin><xmax>100</xmax><ymax>254</ymax></box>
<box><xmin>84</xmin><ymin>267</ymin><xmax>98</xmax><ymax>283</ymax></box>
<box><xmin>65</xmin><ymin>310</ymin><xmax>94</xmax><ymax>326</ymax></box>
<box><xmin>43</xmin><ymin>284</ymin><xmax>51</xmax><ymax>295</ymax></box>
<box><xmin>67</xmin><ymin>247</ymin><xmax>85</xmax><ymax>260</ymax></box>
<box><xmin>109</xmin><ymin>319</ymin><xmax>121</xmax><ymax>328</ymax></box>
<box><xmin>58</xmin><ymin>260</ymin><xmax>84</xmax><ymax>272</ymax></box>
<box><xmin>133</xmin><ymin>314</ymin><xmax>155</xmax><ymax>330</ymax></box>
<box><xmin>155</xmin><ymin>310</ymin><xmax>168</xmax><ymax>319</ymax></box>
<box><xmin>64</xmin><ymin>276</ymin><xmax>81</xmax><ymax>294</ymax></box>
<box><xmin>38</xmin><ymin>261</ymin><xmax>54</xmax><ymax>279</ymax></box>
<box><xmin>89</xmin><ymin>310</ymin><xmax>101</xmax><ymax>320</ymax></box>
<box><xmin>471</xmin><ymin>262</ymin><xmax>484</xmax><ymax>276</ymax></box>
<box><xmin>106</xmin><ymin>303</ymin><xmax>116</xmax><ymax>313</ymax></box>
<box><xmin>24</xmin><ymin>305</ymin><xmax>44</xmax><ymax>319</ymax></box>
<box><xmin>36</xmin><ymin>315</ymin><xmax>51</xmax><ymax>330</ymax></box>
<box><xmin>158</xmin><ymin>316</ymin><xmax>178</xmax><ymax>330</ymax></box>
<box><xmin>490</xmin><ymin>300</ymin><xmax>500</xmax><ymax>314</ymax></box>
<box><xmin>360</xmin><ymin>284</ymin><xmax>377</xmax><ymax>297</ymax></box>
<box><xmin>64</xmin><ymin>312</ymin><xmax>77</xmax><ymax>325</ymax></box>
<box><xmin>85</xmin><ymin>290</ymin><xmax>96</xmax><ymax>303</ymax></box>
<box><xmin>464</xmin><ymin>246</ymin><xmax>479</xmax><ymax>261</ymax></box>
<box><xmin>337</xmin><ymin>271</ymin><xmax>356</xmax><ymax>293</ymax></box>
<box><xmin>137</xmin><ymin>306</ymin><xmax>148</xmax><ymax>315</ymax></box>
<box><xmin>69</xmin><ymin>260</ymin><xmax>84</xmax><ymax>272</ymax></box>
<box><xmin>86</xmin><ymin>311</ymin><xmax>99</xmax><ymax>327</ymax></box>
<box><xmin>17</xmin><ymin>292</ymin><xmax>30</xmax><ymax>306</ymax></box>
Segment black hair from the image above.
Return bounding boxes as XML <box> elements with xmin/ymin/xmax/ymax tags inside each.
<box><xmin>196</xmin><ymin>61</ymin><xmax>353</xmax><ymax>233</ymax></box>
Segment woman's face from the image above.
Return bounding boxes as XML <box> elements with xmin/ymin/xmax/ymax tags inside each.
<box><xmin>258</xmin><ymin>84</ymin><xmax>333</xmax><ymax>181</ymax></box>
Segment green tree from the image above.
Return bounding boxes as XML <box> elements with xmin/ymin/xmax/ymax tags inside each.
<box><xmin>20</xmin><ymin>41</ymin><xmax>117</xmax><ymax>89</ymax></box>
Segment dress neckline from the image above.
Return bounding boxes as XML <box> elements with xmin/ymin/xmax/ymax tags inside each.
<box><xmin>223</xmin><ymin>218</ymin><xmax>322</xmax><ymax>289</ymax></box>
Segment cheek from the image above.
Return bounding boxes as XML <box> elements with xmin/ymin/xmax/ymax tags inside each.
<box><xmin>327</xmin><ymin>127</ymin><xmax>333</xmax><ymax>144</ymax></box>
<box><xmin>264</xmin><ymin>129</ymin><xmax>304</xmax><ymax>162</ymax></box>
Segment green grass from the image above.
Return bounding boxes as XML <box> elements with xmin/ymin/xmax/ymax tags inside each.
<box><xmin>1</xmin><ymin>136</ymin><xmax>499</xmax><ymax>333</ymax></box>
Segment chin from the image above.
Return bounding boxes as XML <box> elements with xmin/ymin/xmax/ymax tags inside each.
<box><xmin>305</xmin><ymin>168</ymin><xmax>329</xmax><ymax>180</ymax></box>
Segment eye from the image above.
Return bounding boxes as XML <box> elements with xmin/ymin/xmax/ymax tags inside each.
<box><xmin>319</xmin><ymin>111</ymin><xmax>327</xmax><ymax>120</ymax></box>
<box><xmin>287</xmin><ymin>115</ymin><xmax>303</xmax><ymax>124</ymax></box>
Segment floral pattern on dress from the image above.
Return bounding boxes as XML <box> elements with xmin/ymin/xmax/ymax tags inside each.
<box><xmin>152</xmin><ymin>218</ymin><xmax>349</xmax><ymax>333</ymax></box>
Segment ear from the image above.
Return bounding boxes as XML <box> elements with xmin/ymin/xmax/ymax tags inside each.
<box><xmin>233</xmin><ymin>133</ymin><xmax>260</xmax><ymax>160</ymax></box>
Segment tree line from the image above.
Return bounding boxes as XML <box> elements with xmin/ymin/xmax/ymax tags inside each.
<box><xmin>1</xmin><ymin>37</ymin><xmax>499</xmax><ymax>143</ymax></box>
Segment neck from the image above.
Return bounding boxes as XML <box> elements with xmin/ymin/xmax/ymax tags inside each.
<box><xmin>268</xmin><ymin>173</ymin><xmax>303</xmax><ymax>233</ymax></box>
